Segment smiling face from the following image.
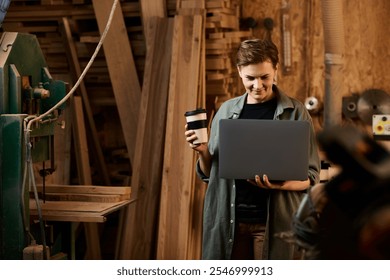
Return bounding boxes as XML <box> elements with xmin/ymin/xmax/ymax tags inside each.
<box><xmin>238</xmin><ymin>60</ymin><xmax>277</xmax><ymax>104</ymax></box>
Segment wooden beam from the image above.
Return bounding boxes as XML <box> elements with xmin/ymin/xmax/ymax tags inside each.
<box><xmin>92</xmin><ymin>0</ymin><xmax>141</xmax><ymax>165</ymax></box>
<box><xmin>60</xmin><ymin>17</ymin><xmax>111</xmax><ymax>185</ymax></box>
<box><xmin>71</xmin><ymin>96</ymin><xmax>92</xmax><ymax>185</ymax></box>
<box><xmin>139</xmin><ymin>0</ymin><xmax>166</xmax><ymax>49</ymax></box>
<box><xmin>189</xmin><ymin>5</ymin><xmax>207</xmax><ymax>260</ymax></box>
<box><xmin>117</xmin><ymin>16</ymin><xmax>173</xmax><ymax>260</ymax></box>
<box><xmin>157</xmin><ymin>14</ymin><xmax>203</xmax><ymax>260</ymax></box>
<box><xmin>51</xmin><ymin>81</ymin><xmax>72</xmax><ymax>185</ymax></box>
<box><xmin>71</xmin><ymin>96</ymin><xmax>101</xmax><ymax>259</ymax></box>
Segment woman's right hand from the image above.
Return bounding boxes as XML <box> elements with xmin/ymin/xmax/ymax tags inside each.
<box><xmin>184</xmin><ymin>124</ymin><xmax>208</xmax><ymax>154</ymax></box>
<box><xmin>185</xmin><ymin>124</ymin><xmax>212</xmax><ymax>177</ymax></box>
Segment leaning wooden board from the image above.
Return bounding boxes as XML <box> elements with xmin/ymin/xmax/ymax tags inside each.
<box><xmin>157</xmin><ymin>14</ymin><xmax>203</xmax><ymax>260</ymax></box>
<box><xmin>117</xmin><ymin>16</ymin><xmax>174</xmax><ymax>260</ymax></box>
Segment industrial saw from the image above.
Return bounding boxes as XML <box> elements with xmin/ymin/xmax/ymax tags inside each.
<box><xmin>0</xmin><ymin>2</ymin><xmax>67</xmax><ymax>259</ymax></box>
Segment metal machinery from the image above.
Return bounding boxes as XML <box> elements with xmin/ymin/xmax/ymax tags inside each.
<box><xmin>297</xmin><ymin>89</ymin><xmax>390</xmax><ymax>259</ymax></box>
<box><xmin>0</xmin><ymin>31</ymin><xmax>66</xmax><ymax>259</ymax></box>
<box><xmin>289</xmin><ymin>124</ymin><xmax>390</xmax><ymax>259</ymax></box>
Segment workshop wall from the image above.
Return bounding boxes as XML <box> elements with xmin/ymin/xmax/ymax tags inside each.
<box><xmin>241</xmin><ymin>0</ymin><xmax>390</xmax><ymax>131</ymax></box>
<box><xmin>4</xmin><ymin>0</ymin><xmax>390</xmax><ymax>178</ymax></box>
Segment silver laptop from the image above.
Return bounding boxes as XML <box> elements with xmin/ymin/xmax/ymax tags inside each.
<box><xmin>218</xmin><ymin>119</ymin><xmax>310</xmax><ymax>180</ymax></box>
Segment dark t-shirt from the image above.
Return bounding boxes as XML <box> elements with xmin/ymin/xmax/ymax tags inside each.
<box><xmin>235</xmin><ymin>97</ymin><xmax>277</xmax><ymax>223</ymax></box>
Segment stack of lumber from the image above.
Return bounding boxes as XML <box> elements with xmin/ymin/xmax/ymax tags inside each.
<box><xmin>204</xmin><ymin>0</ymin><xmax>252</xmax><ymax>110</ymax></box>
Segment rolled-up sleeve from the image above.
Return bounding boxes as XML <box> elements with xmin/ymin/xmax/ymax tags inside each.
<box><xmin>196</xmin><ymin>159</ymin><xmax>210</xmax><ymax>183</ymax></box>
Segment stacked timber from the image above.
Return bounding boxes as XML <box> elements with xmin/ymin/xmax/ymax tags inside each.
<box><xmin>204</xmin><ymin>0</ymin><xmax>252</xmax><ymax>110</ymax></box>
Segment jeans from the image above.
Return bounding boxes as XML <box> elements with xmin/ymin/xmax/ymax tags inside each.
<box><xmin>231</xmin><ymin>222</ymin><xmax>266</xmax><ymax>260</ymax></box>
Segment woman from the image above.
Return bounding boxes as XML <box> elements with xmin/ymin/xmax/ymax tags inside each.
<box><xmin>185</xmin><ymin>39</ymin><xmax>320</xmax><ymax>259</ymax></box>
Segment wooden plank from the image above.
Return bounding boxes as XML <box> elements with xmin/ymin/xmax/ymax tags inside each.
<box><xmin>170</xmin><ymin>3</ymin><xmax>207</xmax><ymax>259</ymax></box>
<box><xmin>92</xmin><ymin>0</ymin><xmax>141</xmax><ymax>165</ymax></box>
<box><xmin>32</xmin><ymin>200</ymin><xmax>119</xmax><ymax>212</ymax></box>
<box><xmin>34</xmin><ymin>213</ymin><xmax>107</xmax><ymax>223</ymax></box>
<box><xmin>1</xmin><ymin>23</ymin><xmax>58</xmax><ymax>33</ymax></box>
<box><xmin>186</xmin><ymin>171</ymin><xmax>206</xmax><ymax>260</ymax></box>
<box><xmin>207</xmin><ymin>7</ymin><xmax>238</xmax><ymax>15</ymax></box>
<box><xmin>36</xmin><ymin>184</ymin><xmax>131</xmax><ymax>195</ymax></box>
<box><xmin>176</xmin><ymin>0</ymin><xmax>205</xmax><ymax>16</ymax></box>
<box><xmin>207</xmin><ymin>14</ymin><xmax>239</xmax><ymax>29</ymax></box>
<box><xmin>139</xmin><ymin>0</ymin><xmax>166</xmax><ymax>49</ymax></box>
<box><xmin>197</xmin><ymin>8</ymin><xmax>207</xmax><ymax>121</ymax></box>
<box><xmin>30</xmin><ymin>199</ymin><xmax>132</xmax><ymax>223</ymax></box>
<box><xmin>157</xmin><ymin>14</ymin><xmax>203</xmax><ymax>260</ymax></box>
<box><xmin>205</xmin><ymin>1</ymin><xmax>229</xmax><ymax>9</ymax></box>
<box><xmin>51</xmin><ymin>80</ymin><xmax>72</xmax><ymax>185</ymax></box>
<box><xmin>188</xmin><ymin>6</ymin><xmax>207</xmax><ymax>259</ymax></box>
<box><xmin>118</xmin><ymin>16</ymin><xmax>173</xmax><ymax>260</ymax></box>
<box><xmin>206</xmin><ymin>57</ymin><xmax>228</xmax><ymax>69</ymax></box>
<box><xmin>60</xmin><ymin>17</ymin><xmax>111</xmax><ymax>185</ymax></box>
<box><xmin>71</xmin><ymin>96</ymin><xmax>91</xmax><ymax>184</ymax></box>
<box><xmin>208</xmin><ymin>30</ymin><xmax>252</xmax><ymax>39</ymax></box>
<box><xmin>70</xmin><ymin>95</ymin><xmax>101</xmax><ymax>259</ymax></box>
<box><xmin>36</xmin><ymin>193</ymin><xmax>126</xmax><ymax>203</ymax></box>
<box><xmin>35</xmin><ymin>184</ymin><xmax>131</xmax><ymax>203</ymax></box>
<box><xmin>5</xmin><ymin>6</ymin><xmax>93</xmax><ymax>21</ymax></box>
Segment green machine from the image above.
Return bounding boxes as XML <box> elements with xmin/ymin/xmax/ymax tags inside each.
<box><xmin>0</xmin><ymin>31</ymin><xmax>67</xmax><ymax>259</ymax></box>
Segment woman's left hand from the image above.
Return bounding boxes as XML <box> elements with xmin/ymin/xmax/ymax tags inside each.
<box><xmin>248</xmin><ymin>174</ymin><xmax>310</xmax><ymax>191</ymax></box>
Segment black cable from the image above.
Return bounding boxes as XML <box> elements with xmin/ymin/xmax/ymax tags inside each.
<box><xmin>25</xmin><ymin>129</ymin><xmax>48</xmax><ymax>260</ymax></box>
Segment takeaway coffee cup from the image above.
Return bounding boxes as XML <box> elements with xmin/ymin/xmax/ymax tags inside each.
<box><xmin>185</xmin><ymin>108</ymin><xmax>208</xmax><ymax>144</ymax></box>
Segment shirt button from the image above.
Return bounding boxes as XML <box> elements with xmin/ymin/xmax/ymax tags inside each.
<box><xmin>231</xmin><ymin>203</ymin><xmax>234</xmax><ymax>207</ymax></box>
<box><xmin>229</xmin><ymin>239</ymin><xmax>233</xmax><ymax>243</ymax></box>
<box><xmin>230</xmin><ymin>219</ymin><xmax>234</xmax><ymax>223</ymax></box>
